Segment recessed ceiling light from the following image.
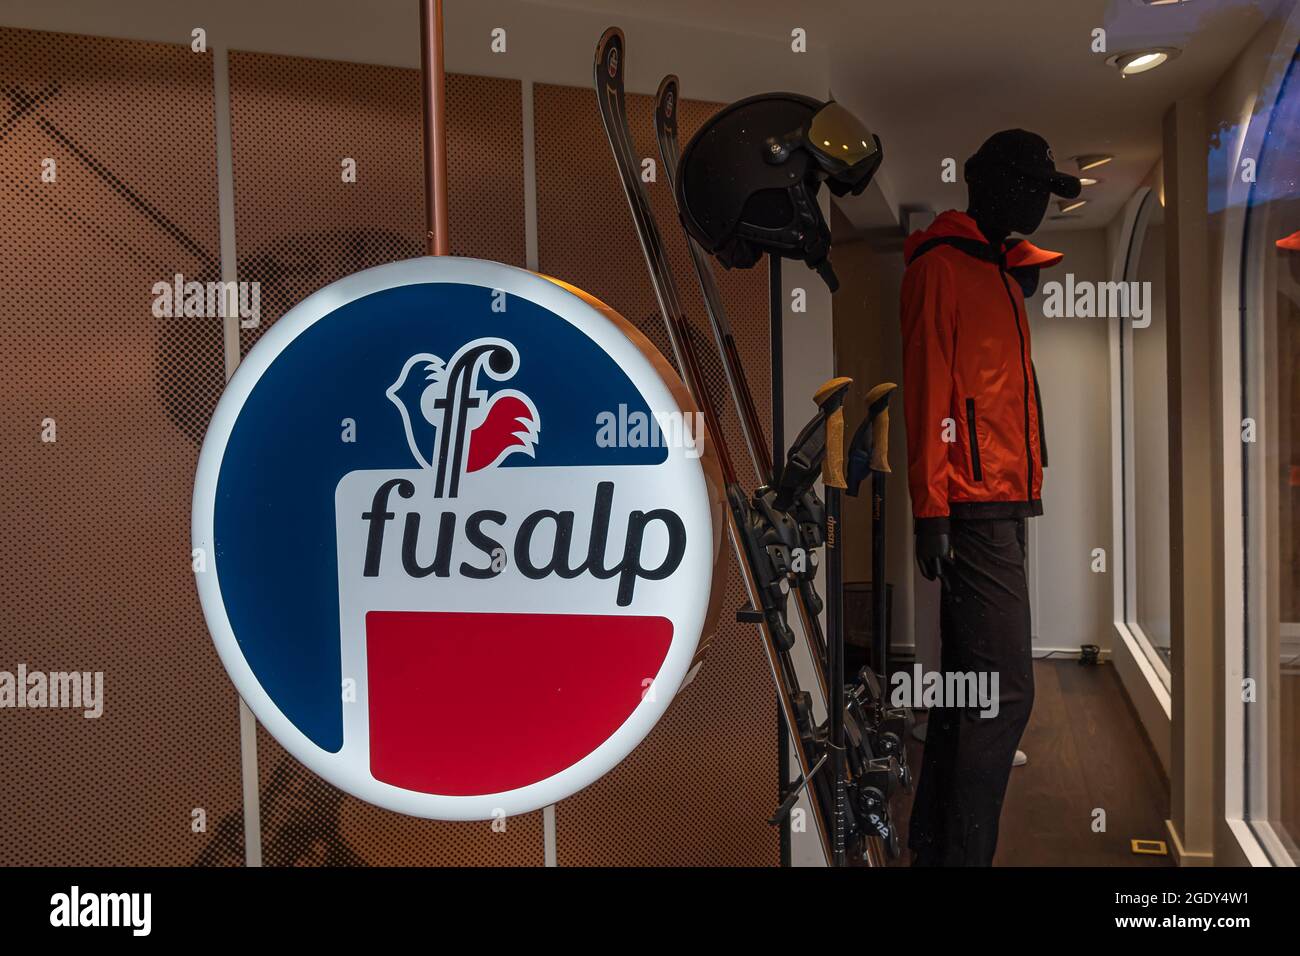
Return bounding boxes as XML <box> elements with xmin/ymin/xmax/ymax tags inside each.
<box><xmin>1078</xmin><ymin>177</ymin><xmax>1101</xmax><ymax>187</ymax></box>
<box><xmin>1120</xmin><ymin>52</ymin><xmax>1168</xmax><ymax>74</ymax></box>
<box><xmin>1059</xmin><ymin>199</ymin><xmax>1088</xmax><ymax>214</ymax></box>
<box><xmin>1075</xmin><ymin>154</ymin><xmax>1114</xmax><ymax>172</ymax></box>
<box><xmin>1106</xmin><ymin>47</ymin><xmax>1181</xmax><ymax>76</ymax></box>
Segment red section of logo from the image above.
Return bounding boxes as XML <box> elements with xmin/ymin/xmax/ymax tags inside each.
<box><xmin>466</xmin><ymin>393</ymin><xmax>537</xmax><ymax>472</ymax></box>
<box><xmin>366</xmin><ymin>610</ymin><xmax>673</xmax><ymax>795</ymax></box>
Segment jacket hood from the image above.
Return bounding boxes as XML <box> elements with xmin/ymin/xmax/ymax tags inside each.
<box><xmin>903</xmin><ymin>210</ymin><xmax>986</xmax><ymax>263</ymax></box>
<box><xmin>903</xmin><ymin>209</ymin><xmax>1064</xmax><ymax>269</ymax></box>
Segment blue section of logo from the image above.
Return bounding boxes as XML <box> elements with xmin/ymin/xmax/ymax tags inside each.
<box><xmin>213</xmin><ymin>282</ymin><xmax>665</xmax><ymax>752</ymax></box>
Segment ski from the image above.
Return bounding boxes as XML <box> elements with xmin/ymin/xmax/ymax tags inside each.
<box><xmin>652</xmin><ymin>75</ymin><xmax>835</xmax><ymax>681</ymax></box>
<box><xmin>594</xmin><ymin>27</ymin><xmax>836</xmax><ymax>865</ymax></box>
<box><xmin>654</xmin><ymin>73</ymin><xmax>908</xmax><ymax>860</ymax></box>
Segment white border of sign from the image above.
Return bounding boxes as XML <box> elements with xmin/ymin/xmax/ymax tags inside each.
<box><xmin>193</xmin><ymin>256</ymin><xmax>715</xmax><ymax>820</ymax></box>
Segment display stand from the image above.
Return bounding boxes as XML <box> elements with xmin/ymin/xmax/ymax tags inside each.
<box><xmin>418</xmin><ymin>0</ymin><xmax>449</xmax><ymax>257</ymax></box>
<box><xmin>769</xmin><ymin>256</ymin><xmax>791</xmax><ymax>868</ymax></box>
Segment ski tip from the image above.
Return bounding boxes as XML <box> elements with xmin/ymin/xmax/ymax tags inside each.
<box><xmin>655</xmin><ymin>76</ymin><xmax>679</xmax><ymax>134</ymax></box>
<box><xmin>595</xmin><ymin>27</ymin><xmax>625</xmax><ymax>83</ymax></box>
<box><xmin>656</xmin><ymin>74</ymin><xmax>679</xmax><ymax>116</ymax></box>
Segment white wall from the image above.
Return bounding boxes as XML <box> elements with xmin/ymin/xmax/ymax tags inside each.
<box><xmin>1027</xmin><ymin>228</ymin><xmax>1115</xmax><ymax>656</ymax></box>
<box><xmin>831</xmin><ymin>226</ymin><xmax>1117</xmax><ymax>668</ymax></box>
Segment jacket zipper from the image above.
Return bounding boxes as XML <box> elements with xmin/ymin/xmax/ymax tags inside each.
<box><xmin>1032</xmin><ymin>363</ymin><xmax>1048</xmax><ymax>469</ymax></box>
<box><xmin>965</xmin><ymin>397</ymin><xmax>983</xmax><ymax>481</ymax></box>
<box><xmin>997</xmin><ymin>270</ymin><xmax>1034</xmax><ymax>502</ymax></box>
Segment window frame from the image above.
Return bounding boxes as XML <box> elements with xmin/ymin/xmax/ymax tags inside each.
<box><xmin>1218</xmin><ymin>7</ymin><xmax>1300</xmax><ymax>868</ymax></box>
<box><xmin>1107</xmin><ymin>185</ymin><xmax>1174</xmax><ymax>762</ymax></box>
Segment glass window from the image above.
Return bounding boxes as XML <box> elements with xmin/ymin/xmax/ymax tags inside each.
<box><xmin>1116</xmin><ymin>186</ymin><xmax>1173</xmax><ymax>689</ymax></box>
<box><xmin>1242</xmin><ymin>46</ymin><xmax>1300</xmax><ymax>864</ymax></box>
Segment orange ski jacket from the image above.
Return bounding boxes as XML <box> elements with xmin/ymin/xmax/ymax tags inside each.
<box><xmin>900</xmin><ymin>210</ymin><xmax>1059</xmax><ymax>533</ymax></box>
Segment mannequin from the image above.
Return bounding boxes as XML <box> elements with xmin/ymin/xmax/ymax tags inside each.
<box><xmin>898</xmin><ymin>129</ymin><xmax>1078</xmax><ymax>866</ymax></box>
<box><xmin>914</xmin><ymin>153</ymin><xmax>1053</xmax><ymax>581</ymax></box>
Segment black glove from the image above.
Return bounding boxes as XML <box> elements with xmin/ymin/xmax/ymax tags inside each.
<box><xmin>915</xmin><ymin>529</ymin><xmax>954</xmax><ymax>583</ymax></box>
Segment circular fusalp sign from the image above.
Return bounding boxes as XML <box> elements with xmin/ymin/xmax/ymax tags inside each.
<box><xmin>193</xmin><ymin>257</ymin><xmax>722</xmax><ymax>820</ymax></box>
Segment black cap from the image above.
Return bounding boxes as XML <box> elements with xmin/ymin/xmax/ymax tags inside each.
<box><xmin>967</xmin><ymin>129</ymin><xmax>1081</xmax><ymax>199</ymax></box>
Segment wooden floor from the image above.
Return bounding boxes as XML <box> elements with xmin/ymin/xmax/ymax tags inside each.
<box><xmin>886</xmin><ymin>660</ymin><xmax>1173</xmax><ymax>866</ymax></box>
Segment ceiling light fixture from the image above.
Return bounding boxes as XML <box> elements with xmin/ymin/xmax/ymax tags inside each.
<box><xmin>1075</xmin><ymin>154</ymin><xmax>1114</xmax><ymax>172</ymax></box>
<box><xmin>1106</xmin><ymin>47</ymin><xmax>1181</xmax><ymax>77</ymax></box>
<box><xmin>1078</xmin><ymin>177</ymin><xmax>1101</xmax><ymax>187</ymax></box>
<box><xmin>1059</xmin><ymin>199</ymin><xmax>1088</xmax><ymax>214</ymax></box>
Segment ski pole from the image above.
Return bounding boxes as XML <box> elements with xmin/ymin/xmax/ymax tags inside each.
<box><xmin>848</xmin><ymin>383</ymin><xmax>914</xmax><ymax>822</ymax></box>
<box><xmin>848</xmin><ymin>383</ymin><xmax>898</xmax><ymax>680</ymax></box>
<box><xmin>867</xmin><ymin>384</ymin><xmax>897</xmax><ymax>679</ymax></box>
<box><xmin>815</xmin><ymin>376</ymin><xmax>852</xmax><ymax>866</ymax></box>
<box><xmin>868</xmin><ymin>386</ymin><xmax>896</xmax><ymax>682</ymax></box>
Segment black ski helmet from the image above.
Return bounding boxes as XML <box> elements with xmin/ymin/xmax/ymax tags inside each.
<box><xmin>676</xmin><ymin>94</ymin><xmax>882</xmax><ymax>292</ymax></box>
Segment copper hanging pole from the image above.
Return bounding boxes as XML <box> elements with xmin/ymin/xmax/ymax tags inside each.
<box><xmin>419</xmin><ymin>0</ymin><xmax>450</xmax><ymax>256</ymax></box>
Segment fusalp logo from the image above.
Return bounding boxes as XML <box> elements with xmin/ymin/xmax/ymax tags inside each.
<box><xmin>193</xmin><ymin>258</ymin><xmax>721</xmax><ymax>820</ymax></box>
<box><xmin>385</xmin><ymin>338</ymin><xmax>540</xmax><ymax>491</ymax></box>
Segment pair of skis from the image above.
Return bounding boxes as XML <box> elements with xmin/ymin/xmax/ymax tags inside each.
<box><xmin>593</xmin><ymin>27</ymin><xmax>907</xmax><ymax>865</ymax></box>
<box><xmin>651</xmin><ymin>40</ymin><xmax>914</xmax><ymax>867</ymax></box>
<box><xmin>654</xmin><ymin>79</ymin><xmax>907</xmax><ymax>865</ymax></box>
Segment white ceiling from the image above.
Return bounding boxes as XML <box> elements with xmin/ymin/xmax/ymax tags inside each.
<box><xmin>533</xmin><ymin>0</ymin><xmax>1286</xmax><ymax>232</ymax></box>
<box><xmin>8</xmin><ymin>0</ymin><xmax>1284</xmax><ymax>235</ymax></box>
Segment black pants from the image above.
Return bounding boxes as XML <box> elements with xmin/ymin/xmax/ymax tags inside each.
<box><xmin>908</xmin><ymin>517</ymin><xmax>1035</xmax><ymax>866</ymax></box>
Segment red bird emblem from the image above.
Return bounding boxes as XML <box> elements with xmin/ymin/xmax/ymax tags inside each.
<box><xmin>466</xmin><ymin>392</ymin><xmax>540</xmax><ymax>472</ymax></box>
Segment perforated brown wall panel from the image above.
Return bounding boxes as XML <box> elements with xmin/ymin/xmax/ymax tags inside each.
<box><xmin>0</xmin><ymin>27</ymin><xmax>241</xmax><ymax>864</ymax></box>
<box><xmin>535</xmin><ymin>83</ymin><xmax>779</xmax><ymax>866</ymax></box>
<box><xmin>227</xmin><ymin>51</ymin><xmax>542</xmax><ymax>865</ymax></box>
<box><xmin>229</xmin><ymin>53</ymin><xmax>527</xmax><ymax>356</ymax></box>
<box><xmin>1</xmin><ymin>26</ymin><xmax>775</xmax><ymax>865</ymax></box>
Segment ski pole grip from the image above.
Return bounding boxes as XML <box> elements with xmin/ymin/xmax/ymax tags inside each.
<box><xmin>864</xmin><ymin>382</ymin><xmax>898</xmax><ymax>474</ymax></box>
<box><xmin>825</xmin><ymin>408</ymin><xmax>846</xmax><ymax>489</ymax></box>
<box><xmin>815</xmin><ymin>377</ymin><xmax>853</xmax><ymax>490</ymax></box>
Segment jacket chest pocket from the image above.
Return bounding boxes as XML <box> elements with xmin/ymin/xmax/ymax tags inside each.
<box><xmin>965</xmin><ymin>397</ymin><xmax>983</xmax><ymax>482</ymax></box>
